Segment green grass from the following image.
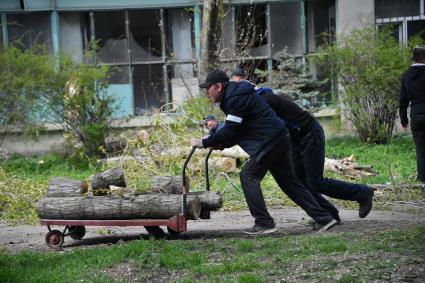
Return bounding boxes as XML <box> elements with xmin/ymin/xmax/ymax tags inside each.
<box><xmin>0</xmin><ymin>135</ymin><xmax>421</xmax><ymax>224</ymax></box>
<box><xmin>1</xmin><ymin>226</ymin><xmax>424</xmax><ymax>282</ymax></box>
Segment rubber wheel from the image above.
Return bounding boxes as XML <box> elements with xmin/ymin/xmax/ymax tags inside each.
<box><xmin>45</xmin><ymin>230</ymin><xmax>64</xmax><ymax>249</ymax></box>
<box><xmin>144</xmin><ymin>226</ymin><xmax>165</xmax><ymax>239</ymax></box>
<box><xmin>69</xmin><ymin>226</ymin><xmax>86</xmax><ymax>240</ymax></box>
<box><xmin>167</xmin><ymin>227</ymin><xmax>181</xmax><ymax>238</ymax></box>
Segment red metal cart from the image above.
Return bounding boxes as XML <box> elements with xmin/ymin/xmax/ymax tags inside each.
<box><xmin>40</xmin><ymin>147</ymin><xmax>213</xmax><ymax>249</ymax></box>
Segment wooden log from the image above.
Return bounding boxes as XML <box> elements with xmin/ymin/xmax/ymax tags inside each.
<box><xmin>90</xmin><ymin>167</ymin><xmax>126</xmax><ymax>193</ymax></box>
<box><xmin>160</xmin><ymin>146</ymin><xmax>249</xmax><ymax>159</ymax></box>
<box><xmin>210</xmin><ymin>157</ymin><xmax>237</xmax><ymax>173</ymax></box>
<box><xmin>149</xmin><ymin>175</ymin><xmax>189</xmax><ymax>194</ymax></box>
<box><xmin>36</xmin><ymin>194</ymin><xmax>201</xmax><ymax>220</ymax></box>
<box><xmin>324</xmin><ymin>157</ymin><xmax>377</xmax><ymax>179</ymax></box>
<box><xmin>188</xmin><ymin>191</ymin><xmax>223</xmax><ymax>211</ymax></box>
<box><xmin>46</xmin><ymin>178</ymin><xmax>88</xmax><ymax>197</ymax></box>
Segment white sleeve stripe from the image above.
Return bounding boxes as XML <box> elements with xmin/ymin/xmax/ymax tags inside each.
<box><xmin>226</xmin><ymin>114</ymin><xmax>243</xmax><ymax>123</ymax></box>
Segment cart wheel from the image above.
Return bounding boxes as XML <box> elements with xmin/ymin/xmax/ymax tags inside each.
<box><xmin>144</xmin><ymin>226</ymin><xmax>165</xmax><ymax>239</ymax></box>
<box><xmin>69</xmin><ymin>226</ymin><xmax>86</xmax><ymax>240</ymax></box>
<box><xmin>45</xmin><ymin>230</ymin><xmax>64</xmax><ymax>249</ymax></box>
<box><xmin>167</xmin><ymin>227</ymin><xmax>181</xmax><ymax>238</ymax></box>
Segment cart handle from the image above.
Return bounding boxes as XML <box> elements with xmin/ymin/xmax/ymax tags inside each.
<box><xmin>180</xmin><ymin>147</ymin><xmax>196</xmax><ymax>216</ymax></box>
<box><xmin>205</xmin><ymin>148</ymin><xmax>213</xmax><ymax>191</ymax></box>
<box><xmin>182</xmin><ymin>147</ymin><xmax>196</xmax><ymax>192</ymax></box>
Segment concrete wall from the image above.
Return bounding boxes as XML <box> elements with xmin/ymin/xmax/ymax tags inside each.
<box><xmin>0</xmin><ymin>111</ymin><xmax>346</xmax><ymax>156</ymax></box>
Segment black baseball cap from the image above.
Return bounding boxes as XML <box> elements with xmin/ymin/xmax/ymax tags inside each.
<box><xmin>231</xmin><ymin>67</ymin><xmax>246</xmax><ymax>77</ymax></box>
<box><xmin>205</xmin><ymin>115</ymin><xmax>216</xmax><ymax>121</ymax></box>
<box><xmin>199</xmin><ymin>69</ymin><xmax>229</xmax><ymax>88</ymax></box>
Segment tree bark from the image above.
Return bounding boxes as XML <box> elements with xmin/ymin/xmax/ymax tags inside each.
<box><xmin>36</xmin><ymin>194</ymin><xmax>201</xmax><ymax>220</ymax></box>
<box><xmin>46</xmin><ymin>178</ymin><xmax>88</xmax><ymax>197</ymax></box>
<box><xmin>90</xmin><ymin>167</ymin><xmax>126</xmax><ymax>193</ymax></box>
<box><xmin>198</xmin><ymin>0</ymin><xmax>223</xmax><ymax>81</ymax></box>
<box><xmin>149</xmin><ymin>175</ymin><xmax>189</xmax><ymax>194</ymax></box>
<box><xmin>188</xmin><ymin>191</ymin><xmax>223</xmax><ymax>211</ymax></box>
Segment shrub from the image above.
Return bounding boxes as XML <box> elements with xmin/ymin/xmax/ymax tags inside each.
<box><xmin>0</xmin><ymin>45</ymin><xmax>117</xmax><ymax>157</ymax></box>
<box><xmin>314</xmin><ymin>25</ymin><xmax>420</xmax><ymax>144</ymax></box>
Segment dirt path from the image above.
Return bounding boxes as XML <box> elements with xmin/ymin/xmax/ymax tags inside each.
<box><xmin>1</xmin><ymin>207</ymin><xmax>424</xmax><ymax>254</ymax></box>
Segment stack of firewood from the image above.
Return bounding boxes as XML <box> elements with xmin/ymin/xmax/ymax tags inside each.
<box><xmin>36</xmin><ymin>167</ymin><xmax>222</xmax><ymax>221</ymax></box>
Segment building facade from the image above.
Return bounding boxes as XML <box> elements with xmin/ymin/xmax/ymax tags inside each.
<box><xmin>0</xmin><ymin>0</ymin><xmax>383</xmax><ymax>119</ymax></box>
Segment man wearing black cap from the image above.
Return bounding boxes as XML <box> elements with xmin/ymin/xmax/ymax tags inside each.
<box><xmin>191</xmin><ymin>69</ymin><xmax>338</xmax><ymax>234</ymax></box>
<box><xmin>400</xmin><ymin>45</ymin><xmax>425</xmax><ymax>196</ymax></box>
<box><xmin>230</xmin><ymin>67</ymin><xmax>374</xmax><ymax>223</ymax></box>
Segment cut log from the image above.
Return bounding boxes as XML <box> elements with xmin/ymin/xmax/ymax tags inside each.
<box><xmin>90</xmin><ymin>167</ymin><xmax>126</xmax><ymax>193</ymax></box>
<box><xmin>149</xmin><ymin>175</ymin><xmax>189</xmax><ymax>194</ymax></box>
<box><xmin>369</xmin><ymin>183</ymin><xmax>422</xmax><ymax>191</ymax></box>
<box><xmin>161</xmin><ymin>146</ymin><xmax>249</xmax><ymax>159</ymax></box>
<box><xmin>36</xmin><ymin>194</ymin><xmax>201</xmax><ymax>220</ymax></box>
<box><xmin>187</xmin><ymin>157</ymin><xmax>237</xmax><ymax>173</ymax></box>
<box><xmin>209</xmin><ymin>157</ymin><xmax>237</xmax><ymax>173</ymax></box>
<box><xmin>324</xmin><ymin>156</ymin><xmax>377</xmax><ymax>179</ymax></box>
<box><xmin>188</xmin><ymin>191</ymin><xmax>223</xmax><ymax>211</ymax></box>
<box><xmin>107</xmin><ymin>188</ymin><xmax>223</xmax><ymax>213</ymax></box>
<box><xmin>46</xmin><ymin>178</ymin><xmax>88</xmax><ymax>197</ymax></box>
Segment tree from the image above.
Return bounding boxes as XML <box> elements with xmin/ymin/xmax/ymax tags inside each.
<box><xmin>198</xmin><ymin>0</ymin><xmax>223</xmax><ymax>81</ymax></box>
<box><xmin>256</xmin><ymin>48</ymin><xmax>327</xmax><ymax>111</ymax></box>
<box><xmin>314</xmin><ymin>25</ymin><xmax>418</xmax><ymax>144</ymax></box>
<box><xmin>0</xmin><ymin>45</ymin><xmax>117</xmax><ymax>157</ymax></box>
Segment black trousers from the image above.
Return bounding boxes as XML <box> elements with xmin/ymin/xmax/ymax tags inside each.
<box><xmin>239</xmin><ymin>134</ymin><xmax>333</xmax><ymax>227</ymax></box>
<box><xmin>411</xmin><ymin>114</ymin><xmax>425</xmax><ymax>183</ymax></box>
<box><xmin>292</xmin><ymin>120</ymin><xmax>372</xmax><ymax>205</ymax></box>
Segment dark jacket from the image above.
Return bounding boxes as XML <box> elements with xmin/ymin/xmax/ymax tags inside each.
<box><xmin>202</xmin><ymin>81</ymin><xmax>287</xmax><ymax>163</ymax></box>
<box><xmin>399</xmin><ymin>65</ymin><xmax>425</xmax><ymax>126</ymax></box>
<box><xmin>258</xmin><ymin>89</ymin><xmax>314</xmax><ymax>140</ymax></box>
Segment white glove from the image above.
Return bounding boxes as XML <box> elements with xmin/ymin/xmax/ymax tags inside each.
<box><xmin>191</xmin><ymin>138</ymin><xmax>204</xmax><ymax>148</ymax></box>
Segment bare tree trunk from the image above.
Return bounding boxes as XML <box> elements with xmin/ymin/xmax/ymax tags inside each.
<box><xmin>198</xmin><ymin>0</ymin><xmax>223</xmax><ymax>82</ymax></box>
<box><xmin>36</xmin><ymin>194</ymin><xmax>201</xmax><ymax>220</ymax></box>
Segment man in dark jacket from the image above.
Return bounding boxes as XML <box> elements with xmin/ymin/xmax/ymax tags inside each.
<box><xmin>191</xmin><ymin>69</ymin><xmax>338</xmax><ymax>234</ymax></box>
<box><xmin>256</xmin><ymin>88</ymin><xmax>374</xmax><ymax>222</ymax></box>
<box><xmin>400</xmin><ymin>45</ymin><xmax>425</xmax><ymax>196</ymax></box>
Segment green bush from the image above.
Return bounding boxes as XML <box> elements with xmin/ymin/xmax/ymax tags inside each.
<box><xmin>0</xmin><ymin>44</ymin><xmax>117</xmax><ymax>158</ymax></box>
<box><xmin>314</xmin><ymin>25</ymin><xmax>421</xmax><ymax>144</ymax></box>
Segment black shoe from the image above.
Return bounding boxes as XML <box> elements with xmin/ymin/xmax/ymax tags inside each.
<box><xmin>242</xmin><ymin>225</ymin><xmax>277</xmax><ymax>235</ymax></box>
<box><xmin>359</xmin><ymin>189</ymin><xmax>374</xmax><ymax>218</ymax></box>
<box><xmin>310</xmin><ymin>217</ymin><xmax>341</xmax><ymax>227</ymax></box>
<box><xmin>314</xmin><ymin>219</ymin><xmax>338</xmax><ymax>233</ymax></box>
<box><xmin>421</xmin><ymin>184</ymin><xmax>425</xmax><ymax>197</ymax></box>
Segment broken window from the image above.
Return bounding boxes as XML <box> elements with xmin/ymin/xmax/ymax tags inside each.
<box><xmin>306</xmin><ymin>0</ymin><xmax>336</xmax><ymax>52</ymax></box>
<box><xmin>94</xmin><ymin>11</ymin><xmax>128</xmax><ymax>64</ymax></box>
<box><xmin>235</xmin><ymin>4</ymin><xmax>268</xmax><ymax>58</ymax></box>
<box><xmin>221</xmin><ymin>6</ymin><xmax>236</xmax><ymax>59</ymax></box>
<box><xmin>132</xmin><ymin>64</ymin><xmax>165</xmax><ymax>114</ymax></box>
<box><xmin>375</xmin><ymin>0</ymin><xmax>420</xmax><ymax>18</ymax></box>
<box><xmin>408</xmin><ymin>20</ymin><xmax>425</xmax><ymax>41</ymax></box>
<box><xmin>129</xmin><ymin>10</ymin><xmax>162</xmax><ymax>63</ymax></box>
<box><xmin>270</xmin><ymin>2</ymin><xmax>303</xmax><ymax>56</ymax></box>
<box><xmin>109</xmin><ymin>66</ymin><xmax>130</xmax><ymax>84</ymax></box>
<box><xmin>7</xmin><ymin>12</ymin><xmax>52</xmax><ymax>52</ymax></box>
<box><xmin>59</xmin><ymin>12</ymin><xmax>91</xmax><ymax>63</ymax></box>
<box><xmin>166</xmin><ymin>8</ymin><xmax>194</xmax><ymax>78</ymax></box>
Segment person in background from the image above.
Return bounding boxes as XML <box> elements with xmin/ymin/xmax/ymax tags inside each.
<box><xmin>191</xmin><ymin>69</ymin><xmax>338</xmax><ymax>235</ymax></box>
<box><xmin>400</xmin><ymin>45</ymin><xmax>425</xmax><ymax>196</ymax></box>
<box><xmin>231</xmin><ymin>68</ymin><xmax>375</xmax><ymax>225</ymax></box>
<box><xmin>203</xmin><ymin>115</ymin><xmax>225</xmax><ymax>135</ymax></box>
